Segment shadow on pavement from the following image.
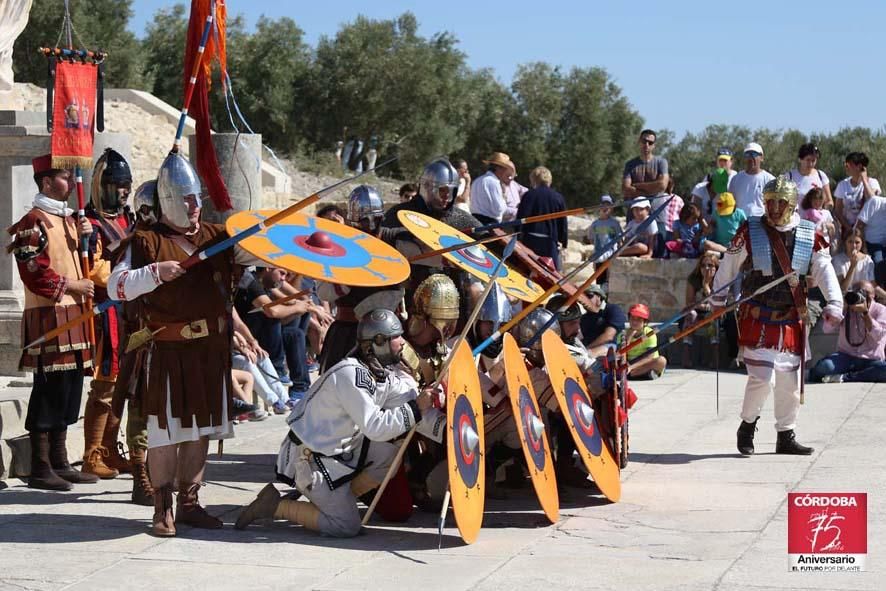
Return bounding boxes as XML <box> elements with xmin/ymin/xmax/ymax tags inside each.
<box><xmin>205</xmin><ymin>453</ymin><xmax>278</xmax><ymax>484</ymax></box>
<box><xmin>0</xmin><ymin>513</ymin><xmax>150</xmax><ymax>541</ymax></box>
<box><xmin>0</xmin><ymin>487</ymin><xmax>129</xmax><ymax>506</ymax></box>
<box><xmin>629</xmin><ymin>452</ymin><xmax>747</xmax><ymax>464</ymax></box>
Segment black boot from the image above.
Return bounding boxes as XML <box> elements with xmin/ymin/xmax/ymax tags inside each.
<box><xmin>49</xmin><ymin>429</ymin><xmax>99</xmax><ymax>484</ymax></box>
<box><xmin>28</xmin><ymin>431</ymin><xmax>72</xmax><ymax>491</ymax></box>
<box><xmin>736</xmin><ymin>417</ymin><xmax>759</xmax><ymax>455</ymax></box>
<box><xmin>775</xmin><ymin>430</ymin><xmax>814</xmax><ymax>455</ymax></box>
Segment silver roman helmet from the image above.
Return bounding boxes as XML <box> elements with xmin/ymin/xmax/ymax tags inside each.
<box><xmin>156</xmin><ymin>152</ymin><xmax>202</xmax><ymax>228</ymax></box>
<box><xmin>91</xmin><ymin>148</ymin><xmax>132</xmax><ymax>214</ymax></box>
<box><xmin>357</xmin><ymin>308</ymin><xmax>404</xmax><ymax>366</ymax></box>
<box><xmin>133</xmin><ymin>180</ymin><xmax>157</xmax><ymax>225</ymax></box>
<box><xmin>474</xmin><ymin>283</ymin><xmax>512</xmax><ymax>357</ymax></box>
<box><xmin>347</xmin><ymin>184</ymin><xmax>384</xmax><ymax>234</ymax></box>
<box><xmin>419</xmin><ymin>157</ymin><xmax>459</xmax><ymax>213</ymax></box>
<box><xmin>513</xmin><ymin>307</ymin><xmax>560</xmax><ymax>366</ymax></box>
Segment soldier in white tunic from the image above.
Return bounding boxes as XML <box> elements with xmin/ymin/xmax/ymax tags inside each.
<box><xmin>235</xmin><ymin>309</ymin><xmax>439</xmax><ymax>537</ymax></box>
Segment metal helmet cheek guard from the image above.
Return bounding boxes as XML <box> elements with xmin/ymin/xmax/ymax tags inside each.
<box><xmin>411</xmin><ymin>273</ymin><xmax>460</xmax><ymax>339</ymax></box>
<box><xmin>157</xmin><ymin>152</ymin><xmax>202</xmax><ymax>228</ymax></box>
<box><xmin>133</xmin><ymin>180</ymin><xmax>158</xmax><ymax>225</ymax></box>
<box><xmin>514</xmin><ymin>308</ymin><xmax>560</xmax><ymax>366</ymax></box>
<box><xmin>419</xmin><ymin>158</ymin><xmax>459</xmax><ymax>213</ymax></box>
<box><xmin>357</xmin><ymin>308</ymin><xmax>404</xmax><ymax>366</ymax></box>
<box><xmin>91</xmin><ymin>148</ymin><xmax>132</xmax><ymax>214</ymax></box>
<box><xmin>347</xmin><ymin>185</ymin><xmax>384</xmax><ymax>233</ymax></box>
<box><xmin>762</xmin><ymin>176</ymin><xmax>798</xmax><ymax>226</ymax></box>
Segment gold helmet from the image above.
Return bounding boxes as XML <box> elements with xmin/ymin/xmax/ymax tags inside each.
<box><xmin>408</xmin><ymin>273</ymin><xmax>460</xmax><ymax>339</ymax></box>
<box><xmin>762</xmin><ymin>176</ymin><xmax>798</xmax><ymax>226</ymax></box>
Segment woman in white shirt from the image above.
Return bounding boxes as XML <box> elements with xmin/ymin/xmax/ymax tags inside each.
<box><xmin>834</xmin><ymin>152</ymin><xmax>881</xmax><ymax>239</ymax></box>
<box><xmin>787</xmin><ymin>143</ymin><xmax>832</xmax><ymax>209</ymax></box>
<box><xmin>832</xmin><ymin>228</ymin><xmax>875</xmax><ymax>290</ymax></box>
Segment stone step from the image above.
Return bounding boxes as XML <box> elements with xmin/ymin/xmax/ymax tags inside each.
<box><xmin>0</xmin><ymin>379</ymin><xmax>94</xmax><ymax>482</ymax></box>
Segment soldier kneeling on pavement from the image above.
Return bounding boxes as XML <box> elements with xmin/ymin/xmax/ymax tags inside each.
<box><xmin>235</xmin><ymin>309</ymin><xmax>442</xmax><ymax>537</ymax></box>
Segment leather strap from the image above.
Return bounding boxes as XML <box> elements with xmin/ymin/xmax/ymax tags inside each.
<box><xmin>763</xmin><ymin>222</ymin><xmax>807</xmax><ymax>395</ymax></box>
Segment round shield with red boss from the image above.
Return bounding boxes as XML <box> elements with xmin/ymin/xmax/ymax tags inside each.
<box><xmin>446</xmin><ymin>340</ymin><xmax>486</xmax><ymax>544</ymax></box>
<box><xmin>397</xmin><ymin>210</ymin><xmax>544</xmax><ymax>302</ymax></box>
<box><xmin>541</xmin><ymin>331</ymin><xmax>621</xmax><ymax>502</ymax></box>
<box><xmin>502</xmin><ymin>333</ymin><xmax>559</xmax><ymax>523</ymax></box>
<box><xmin>226</xmin><ymin>209</ymin><xmax>410</xmax><ymax>287</ymax></box>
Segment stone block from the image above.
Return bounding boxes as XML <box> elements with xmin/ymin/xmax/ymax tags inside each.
<box><xmin>0</xmin><ymin>110</ymin><xmax>43</xmax><ymax>126</ymax></box>
<box><xmin>606</xmin><ymin>257</ymin><xmax>697</xmax><ymax>320</ymax></box>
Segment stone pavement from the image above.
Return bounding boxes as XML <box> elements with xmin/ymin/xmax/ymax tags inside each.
<box><xmin>0</xmin><ymin>369</ymin><xmax>882</xmax><ymax>591</ymax></box>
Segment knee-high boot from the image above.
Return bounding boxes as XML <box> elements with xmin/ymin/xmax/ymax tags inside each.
<box><xmin>28</xmin><ymin>431</ymin><xmax>72</xmax><ymax>491</ymax></box>
<box><xmin>148</xmin><ymin>444</ymin><xmax>177</xmax><ymax>537</ymax></box>
<box><xmin>82</xmin><ymin>386</ymin><xmax>119</xmax><ymax>479</ymax></box>
<box><xmin>175</xmin><ymin>438</ymin><xmax>222</xmax><ymax>529</ymax></box>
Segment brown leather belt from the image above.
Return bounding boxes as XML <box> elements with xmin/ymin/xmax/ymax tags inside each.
<box><xmin>148</xmin><ymin>318</ymin><xmax>225</xmax><ymax>342</ymax></box>
<box><xmin>335</xmin><ymin>306</ymin><xmax>358</xmax><ymax>323</ymax></box>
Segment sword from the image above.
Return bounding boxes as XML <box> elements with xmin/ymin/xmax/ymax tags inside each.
<box><xmin>473</xmin><ymin>196</ymin><xmax>674</xmax><ymax>357</ymax></box>
<box><xmin>362</xmin><ymin>235</ymin><xmax>519</xmax><ymax>527</ymax></box>
<box><xmin>627</xmin><ymin>272</ymin><xmax>798</xmax><ymax>370</ymax></box>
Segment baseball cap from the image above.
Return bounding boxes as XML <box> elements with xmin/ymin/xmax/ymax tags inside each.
<box><xmin>630</xmin><ymin>198</ymin><xmax>651</xmax><ymax>209</ymax></box>
<box><xmin>600</xmin><ymin>194</ymin><xmax>614</xmax><ymax>205</ymax></box>
<box><xmin>743</xmin><ymin>142</ymin><xmax>764</xmax><ymax>156</ymax></box>
<box><xmin>716</xmin><ymin>147</ymin><xmax>733</xmax><ymax>160</ymax></box>
<box><xmin>716</xmin><ymin>192</ymin><xmax>736</xmax><ymax>216</ymax></box>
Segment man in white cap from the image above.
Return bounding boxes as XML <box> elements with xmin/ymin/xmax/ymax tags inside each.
<box><xmin>728</xmin><ymin>142</ymin><xmax>775</xmax><ymax>218</ymax></box>
<box><xmin>470</xmin><ymin>152</ymin><xmax>518</xmax><ymax>225</ymax></box>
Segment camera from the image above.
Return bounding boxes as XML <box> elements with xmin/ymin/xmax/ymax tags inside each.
<box><xmin>845</xmin><ymin>290</ymin><xmax>866</xmax><ymax>306</ymax></box>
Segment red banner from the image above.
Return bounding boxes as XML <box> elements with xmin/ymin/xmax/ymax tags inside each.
<box><xmin>51</xmin><ymin>61</ymin><xmax>97</xmax><ymax>170</ymax></box>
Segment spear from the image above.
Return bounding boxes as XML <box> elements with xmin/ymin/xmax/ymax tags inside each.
<box><xmin>362</xmin><ymin>235</ymin><xmax>519</xmax><ymax>527</ymax></box>
<box><xmin>408</xmin><ymin>232</ymin><xmax>517</xmax><ymax>263</ymax></box>
<box><xmin>23</xmin><ymin>160</ymin><xmax>396</xmax><ymax>351</ymax></box>
<box><xmin>179</xmin><ymin>157</ymin><xmax>397</xmax><ymax>270</ymax></box>
<box><xmin>524</xmin><ymin>232</ymin><xmax>639</xmax><ymax>348</ymax></box>
<box><xmin>625</xmin><ymin>273</ymin><xmax>798</xmax><ymax>370</ymax></box>
<box><xmin>472</xmin><ymin>197</ymin><xmax>673</xmax><ymax>357</ymax></box>
<box><xmin>463</xmin><ymin>197</ymin><xmax>648</xmax><ymax>235</ymax></box>
<box><xmin>616</xmin><ymin>276</ymin><xmax>742</xmax><ymax>356</ymax></box>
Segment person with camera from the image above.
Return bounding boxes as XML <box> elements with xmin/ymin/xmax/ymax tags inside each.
<box><xmin>810</xmin><ymin>280</ymin><xmax>886</xmax><ymax>384</ymax></box>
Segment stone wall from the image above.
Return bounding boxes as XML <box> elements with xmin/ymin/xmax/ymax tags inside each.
<box><xmin>606</xmin><ymin>257</ymin><xmax>697</xmax><ymax>320</ymax></box>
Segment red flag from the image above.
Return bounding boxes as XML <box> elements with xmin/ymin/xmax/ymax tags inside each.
<box><xmin>50</xmin><ymin>61</ymin><xmax>97</xmax><ymax>169</ymax></box>
<box><xmin>183</xmin><ymin>0</ymin><xmax>232</xmax><ymax>212</ymax></box>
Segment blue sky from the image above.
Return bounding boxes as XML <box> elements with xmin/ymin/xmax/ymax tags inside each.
<box><xmin>130</xmin><ymin>0</ymin><xmax>885</xmax><ymax>137</ymax></box>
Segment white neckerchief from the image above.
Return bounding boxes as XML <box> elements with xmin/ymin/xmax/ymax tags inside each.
<box><xmin>773</xmin><ymin>212</ymin><xmax>800</xmax><ymax>232</ymax></box>
<box><xmin>33</xmin><ymin>193</ymin><xmax>73</xmax><ymax>217</ymax></box>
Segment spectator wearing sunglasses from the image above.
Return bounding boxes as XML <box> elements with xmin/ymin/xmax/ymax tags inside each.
<box><xmin>623</xmin><ymin>129</ymin><xmax>670</xmax><ymax>254</ymax></box>
<box><xmin>727</xmin><ymin>142</ymin><xmax>775</xmax><ymax>217</ymax></box>
<box><xmin>786</xmin><ymin>143</ymin><xmax>833</xmax><ymax>209</ymax></box>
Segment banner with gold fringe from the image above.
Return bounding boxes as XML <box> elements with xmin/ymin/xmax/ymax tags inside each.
<box><xmin>50</xmin><ymin>61</ymin><xmax>97</xmax><ymax>169</ymax></box>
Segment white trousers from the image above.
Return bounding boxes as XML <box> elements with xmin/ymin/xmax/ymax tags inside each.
<box><xmin>302</xmin><ymin>441</ymin><xmax>397</xmax><ymax>538</ymax></box>
<box><xmin>741</xmin><ymin>348</ymin><xmax>801</xmax><ymax>432</ymax></box>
